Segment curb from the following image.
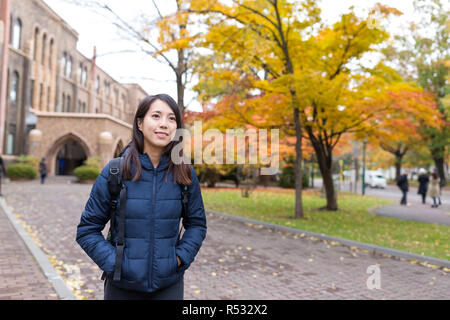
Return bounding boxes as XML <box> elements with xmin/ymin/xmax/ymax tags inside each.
<box><xmin>0</xmin><ymin>197</ymin><xmax>76</xmax><ymax>300</ymax></box>
<box><xmin>206</xmin><ymin>210</ymin><xmax>450</xmax><ymax>269</ymax></box>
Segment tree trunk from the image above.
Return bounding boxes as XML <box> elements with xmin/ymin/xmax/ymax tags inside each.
<box><xmin>234</xmin><ymin>165</ymin><xmax>242</xmax><ymax>188</ymax></box>
<box><xmin>394</xmin><ymin>154</ymin><xmax>403</xmax><ymax>181</ymax></box>
<box><xmin>293</xmin><ymin>106</ymin><xmax>304</xmax><ymax>218</ymax></box>
<box><xmin>176</xmin><ymin>71</ymin><xmax>185</xmax><ymax>114</ymax></box>
<box><xmin>321</xmin><ymin>165</ymin><xmax>337</xmax><ymax>210</ymax></box>
<box><xmin>310</xmin><ymin>139</ymin><xmax>338</xmax><ymax>210</ymax></box>
<box><xmin>433</xmin><ymin>156</ymin><xmax>446</xmax><ymax>186</ymax></box>
<box><xmin>354</xmin><ymin>157</ymin><xmax>359</xmax><ymax>193</ymax></box>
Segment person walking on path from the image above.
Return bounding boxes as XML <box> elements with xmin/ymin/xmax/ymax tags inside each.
<box><xmin>417</xmin><ymin>168</ymin><xmax>429</xmax><ymax>204</ymax></box>
<box><xmin>39</xmin><ymin>157</ymin><xmax>48</xmax><ymax>184</ymax></box>
<box><xmin>429</xmin><ymin>170</ymin><xmax>441</xmax><ymax>208</ymax></box>
<box><xmin>397</xmin><ymin>170</ymin><xmax>409</xmax><ymax>206</ymax></box>
<box><xmin>0</xmin><ymin>153</ymin><xmax>6</xmax><ymax>196</ymax></box>
<box><xmin>76</xmin><ymin>94</ymin><xmax>207</xmax><ymax>300</ymax></box>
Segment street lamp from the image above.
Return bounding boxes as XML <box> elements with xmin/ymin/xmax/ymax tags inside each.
<box><xmin>362</xmin><ymin>137</ymin><xmax>368</xmax><ymax>195</ymax></box>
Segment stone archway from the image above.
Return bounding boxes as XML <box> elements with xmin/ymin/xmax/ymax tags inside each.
<box><xmin>47</xmin><ymin>132</ymin><xmax>93</xmax><ymax>176</ymax></box>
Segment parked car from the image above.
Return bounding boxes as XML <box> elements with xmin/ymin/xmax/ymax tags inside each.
<box><xmin>365</xmin><ymin>171</ymin><xmax>387</xmax><ymax>189</ymax></box>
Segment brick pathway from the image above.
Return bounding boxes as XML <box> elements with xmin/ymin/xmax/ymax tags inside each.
<box><xmin>1</xmin><ymin>176</ymin><xmax>449</xmax><ymax>300</ymax></box>
<box><xmin>0</xmin><ymin>201</ymin><xmax>57</xmax><ymax>300</ymax></box>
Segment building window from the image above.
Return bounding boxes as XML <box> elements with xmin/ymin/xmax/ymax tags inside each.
<box><xmin>62</xmin><ymin>52</ymin><xmax>72</xmax><ymax>78</ymax></box>
<box><xmin>30</xmin><ymin>79</ymin><xmax>34</xmax><ymax>107</ymax></box>
<box><xmin>39</xmin><ymin>83</ymin><xmax>44</xmax><ymax>109</ymax></box>
<box><xmin>10</xmin><ymin>71</ymin><xmax>19</xmax><ymax>106</ymax></box>
<box><xmin>66</xmin><ymin>56</ymin><xmax>72</xmax><ymax>78</ymax></box>
<box><xmin>104</xmin><ymin>80</ymin><xmax>110</xmax><ymax>98</ymax></box>
<box><xmin>82</xmin><ymin>102</ymin><xmax>86</xmax><ymax>113</ymax></box>
<box><xmin>9</xmin><ymin>15</ymin><xmax>12</xmax><ymax>45</ymax></box>
<box><xmin>12</xmin><ymin>18</ymin><xmax>22</xmax><ymax>50</ymax></box>
<box><xmin>42</xmin><ymin>33</ymin><xmax>47</xmax><ymax>65</ymax></box>
<box><xmin>7</xmin><ymin>124</ymin><xmax>15</xmax><ymax>155</ymax></box>
<box><xmin>114</xmin><ymin>88</ymin><xmax>119</xmax><ymax>105</ymax></box>
<box><xmin>60</xmin><ymin>94</ymin><xmax>65</xmax><ymax>113</ymax></box>
<box><xmin>78</xmin><ymin>63</ymin><xmax>83</xmax><ymax>84</ymax></box>
<box><xmin>49</xmin><ymin>39</ymin><xmax>54</xmax><ymax>69</ymax></box>
<box><xmin>96</xmin><ymin>76</ymin><xmax>100</xmax><ymax>93</ymax></box>
<box><xmin>66</xmin><ymin>95</ymin><xmax>71</xmax><ymax>112</ymax></box>
<box><xmin>61</xmin><ymin>53</ymin><xmax>66</xmax><ymax>75</ymax></box>
<box><xmin>47</xmin><ymin>86</ymin><xmax>51</xmax><ymax>110</ymax></box>
<box><xmin>33</xmin><ymin>27</ymin><xmax>39</xmax><ymax>61</ymax></box>
<box><xmin>82</xmin><ymin>67</ymin><xmax>87</xmax><ymax>86</ymax></box>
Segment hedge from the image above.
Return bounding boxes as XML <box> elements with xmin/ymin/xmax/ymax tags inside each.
<box><xmin>74</xmin><ymin>166</ymin><xmax>100</xmax><ymax>180</ymax></box>
<box><xmin>7</xmin><ymin>163</ymin><xmax>37</xmax><ymax>179</ymax></box>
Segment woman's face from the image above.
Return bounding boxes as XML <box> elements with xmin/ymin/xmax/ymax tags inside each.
<box><xmin>137</xmin><ymin>99</ymin><xmax>178</xmax><ymax>152</ymax></box>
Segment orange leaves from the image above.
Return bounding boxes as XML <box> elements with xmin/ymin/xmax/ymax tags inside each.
<box><xmin>365</xmin><ymin>82</ymin><xmax>441</xmax><ymax>154</ymax></box>
<box><xmin>370</xmin><ymin>3</ymin><xmax>403</xmax><ymax>17</ymax></box>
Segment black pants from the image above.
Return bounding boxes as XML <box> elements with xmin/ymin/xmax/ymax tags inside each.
<box><xmin>420</xmin><ymin>193</ymin><xmax>426</xmax><ymax>204</ymax></box>
<box><xmin>104</xmin><ymin>277</ymin><xmax>184</xmax><ymax>300</ymax></box>
<box><xmin>400</xmin><ymin>190</ymin><xmax>407</xmax><ymax>205</ymax></box>
<box><xmin>432</xmin><ymin>197</ymin><xmax>441</xmax><ymax>207</ymax></box>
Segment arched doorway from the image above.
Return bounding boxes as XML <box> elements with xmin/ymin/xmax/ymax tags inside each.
<box><xmin>55</xmin><ymin>139</ymin><xmax>87</xmax><ymax>175</ymax></box>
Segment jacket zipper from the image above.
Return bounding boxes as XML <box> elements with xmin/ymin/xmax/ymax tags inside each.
<box><xmin>149</xmin><ymin>168</ymin><xmax>157</xmax><ymax>289</ymax></box>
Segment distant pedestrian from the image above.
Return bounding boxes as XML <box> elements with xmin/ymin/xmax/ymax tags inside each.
<box><xmin>417</xmin><ymin>168</ymin><xmax>429</xmax><ymax>204</ymax></box>
<box><xmin>396</xmin><ymin>170</ymin><xmax>409</xmax><ymax>206</ymax></box>
<box><xmin>429</xmin><ymin>170</ymin><xmax>441</xmax><ymax>208</ymax></box>
<box><xmin>58</xmin><ymin>158</ymin><xmax>65</xmax><ymax>175</ymax></box>
<box><xmin>0</xmin><ymin>153</ymin><xmax>6</xmax><ymax>196</ymax></box>
<box><xmin>39</xmin><ymin>157</ymin><xmax>47</xmax><ymax>184</ymax></box>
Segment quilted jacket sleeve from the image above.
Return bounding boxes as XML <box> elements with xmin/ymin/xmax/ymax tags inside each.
<box><xmin>176</xmin><ymin>166</ymin><xmax>207</xmax><ymax>272</ymax></box>
<box><xmin>76</xmin><ymin>162</ymin><xmax>116</xmax><ymax>275</ymax></box>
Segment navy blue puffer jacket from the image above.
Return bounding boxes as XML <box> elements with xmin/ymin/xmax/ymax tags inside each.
<box><xmin>76</xmin><ymin>148</ymin><xmax>207</xmax><ymax>292</ymax></box>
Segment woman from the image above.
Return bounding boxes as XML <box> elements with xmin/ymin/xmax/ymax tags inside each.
<box><xmin>429</xmin><ymin>171</ymin><xmax>441</xmax><ymax>208</ymax></box>
<box><xmin>76</xmin><ymin>94</ymin><xmax>207</xmax><ymax>300</ymax></box>
<box><xmin>417</xmin><ymin>168</ymin><xmax>429</xmax><ymax>204</ymax></box>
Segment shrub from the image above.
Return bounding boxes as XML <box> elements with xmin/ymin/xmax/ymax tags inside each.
<box><xmin>74</xmin><ymin>166</ymin><xmax>100</xmax><ymax>180</ymax></box>
<box><xmin>278</xmin><ymin>156</ymin><xmax>309</xmax><ymax>188</ymax></box>
<box><xmin>83</xmin><ymin>156</ymin><xmax>102</xmax><ymax>169</ymax></box>
<box><xmin>7</xmin><ymin>163</ymin><xmax>37</xmax><ymax>179</ymax></box>
<box><xmin>17</xmin><ymin>154</ymin><xmax>40</xmax><ymax>172</ymax></box>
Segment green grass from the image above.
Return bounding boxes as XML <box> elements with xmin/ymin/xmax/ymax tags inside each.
<box><xmin>202</xmin><ymin>188</ymin><xmax>450</xmax><ymax>261</ymax></box>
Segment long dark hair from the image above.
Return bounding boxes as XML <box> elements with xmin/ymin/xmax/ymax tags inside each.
<box><xmin>121</xmin><ymin>94</ymin><xmax>192</xmax><ymax>185</ymax></box>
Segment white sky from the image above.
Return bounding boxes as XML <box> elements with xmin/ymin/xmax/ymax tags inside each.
<box><xmin>42</xmin><ymin>0</ymin><xmax>429</xmax><ymax>112</ymax></box>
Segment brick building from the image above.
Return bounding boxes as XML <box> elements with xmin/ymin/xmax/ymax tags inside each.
<box><xmin>0</xmin><ymin>0</ymin><xmax>148</xmax><ymax>175</ymax></box>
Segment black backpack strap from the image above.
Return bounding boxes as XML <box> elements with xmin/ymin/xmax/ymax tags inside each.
<box><xmin>106</xmin><ymin>158</ymin><xmax>123</xmax><ymax>243</ymax></box>
<box><xmin>178</xmin><ymin>184</ymin><xmax>189</xmax><ymax>243</ymax></box>
<box><xmin>113</xmin><ymin>183</ymin><xmax>127</xmax><ymax>281</ymax></box>
<box><xmin>101</xmin><ymin>157</ymin><xmax>125</xmax><ymax>281</ymax></box>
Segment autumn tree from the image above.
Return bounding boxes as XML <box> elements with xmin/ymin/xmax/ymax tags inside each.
<box><xmin>383</xmin><ymin>0</ymin><xmax>449</xmax><ymax>184</ymax></box>
<box><xmin>186</xmin><ymin>0</ymin><xmax>323</xmax><ymax>217</ymax></box>
<box><xmin>364</xmin><ymin>83</ymin><xmax>441</xmax><ymax>180</ymax></box>
<box><xmin>188</xmin><ymin>1</ymin><xmax>403</xmax><ymax>211</ymax></box>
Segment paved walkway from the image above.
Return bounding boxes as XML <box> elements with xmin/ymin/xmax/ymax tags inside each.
<box><xmin>0</xmin><ymin>199</ymin><xmax>57</xmax><ymax>300</ymax></box>
<box><xmin>366</xmin><ymin>187</ymin><xmax>450</xmax><ymax>226</ymax></box>
<box><xmin>0</xmin><ymin>176</ymin><xmax>449</xmax><ymax>300</ymax></box>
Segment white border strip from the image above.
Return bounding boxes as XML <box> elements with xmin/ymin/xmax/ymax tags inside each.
<box><xmin>0</xmin><ymin>197</ymin><xmax>76</xmax><ymax>300</ymax></box>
